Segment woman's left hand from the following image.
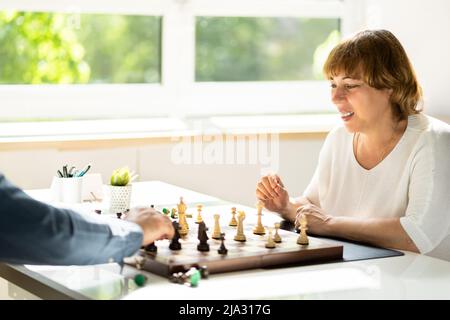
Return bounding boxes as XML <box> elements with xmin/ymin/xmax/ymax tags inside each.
<box><xmin>295</xmin><ymin>204</ymin><xmax>332</xmax><ymax>236</ymax></box>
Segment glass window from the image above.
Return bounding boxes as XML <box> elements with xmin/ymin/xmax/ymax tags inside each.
<box><xmin>0</xmin><ymin>11</ymin><xmax>161</xmax><ymax>84</ymax></box>
<box><xmin>196</xmin><ymin>17</ymin><xmax>340</xmax><ymax>81</ymax></box>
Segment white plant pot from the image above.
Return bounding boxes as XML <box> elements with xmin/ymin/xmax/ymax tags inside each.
<box><xmin>107</xmin><ymin>184</ymin><xmax>132</xmax><ymax>214</ymax></box>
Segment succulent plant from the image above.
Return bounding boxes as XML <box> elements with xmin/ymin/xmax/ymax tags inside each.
<box><xmin>110</xmin><ymin>167</ymin><xmax>137</xmax><ymax>186</ymax></box>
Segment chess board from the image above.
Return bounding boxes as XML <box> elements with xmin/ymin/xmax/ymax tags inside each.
<box><xmin>128</xmin><ymin>208</ymin><xmax>343</xmax><ymax>278</ymax></box>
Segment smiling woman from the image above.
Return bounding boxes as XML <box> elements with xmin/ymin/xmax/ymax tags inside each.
<box><xmin>256</xmin><ymin>29</ymin><xmax>450</xmax><ymax>261</ymax></box>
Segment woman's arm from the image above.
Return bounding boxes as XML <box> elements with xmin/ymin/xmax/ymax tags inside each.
<box><xmin>326</xmin><ymin>216</ymin><xmax>419</xmax><ymax>252</ymax></box>
<box><xmin>297</xmin><ymin>205</ymin><xmax>419</xmax><ymax>252</ymax></box>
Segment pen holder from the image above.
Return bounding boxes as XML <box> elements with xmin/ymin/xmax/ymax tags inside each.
<box><xmin>51</xmin><ymin>177</ymin><xmax>83</xmax><ymax>203</ymax></box>
<box><xmin>107</xmin><ymin>184</ymin><xmax>132</xmax><ymax>214</ymax></box>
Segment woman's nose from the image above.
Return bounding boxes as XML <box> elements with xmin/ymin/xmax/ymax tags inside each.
<box><xmin>331</xmin><ymin>87</ymin><xmax>346</xmax><ymax>103</ymax></box>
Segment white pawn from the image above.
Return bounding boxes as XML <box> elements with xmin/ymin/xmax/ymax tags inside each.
<box><xmin>265</xmin><ymin>227</ymin><xmax>276</xmax><ymax>249</ymax></box>
<box><xmin>212</xmin><ymin>214</ymin><xmax>222</xmax><ymax>239</ymax></box>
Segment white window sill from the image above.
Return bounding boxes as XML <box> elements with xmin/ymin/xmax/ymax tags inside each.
<box><xmin>0</xmin><ymin>114</ymin><xmax>339</xmax><ymax>144</ymax></box>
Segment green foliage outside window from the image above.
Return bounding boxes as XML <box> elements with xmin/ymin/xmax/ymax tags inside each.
<box><xmin>0</xmin><ymin>11</ymin><xmax>161</xmax><ymax>84</ymax></box>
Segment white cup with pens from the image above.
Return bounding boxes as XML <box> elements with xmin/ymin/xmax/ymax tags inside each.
<box><xmin>51</xmin><ymin>164</ymin><xmax>91</xmax><ymax>203</ymax></box>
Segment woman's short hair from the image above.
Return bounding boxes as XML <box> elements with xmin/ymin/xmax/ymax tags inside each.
<box><xmin>323</xmin><ymin>29</ymin><xmax>423</xmax><ymax>120</ymax></box>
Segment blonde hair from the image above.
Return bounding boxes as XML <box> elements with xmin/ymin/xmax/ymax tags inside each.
<box><xmin>323</xmin><ymin>29</ymin><xmax>423</xmax><ymax>120</ymax></box>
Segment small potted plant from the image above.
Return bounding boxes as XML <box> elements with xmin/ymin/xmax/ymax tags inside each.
<box><xmin>107</xmin><ymin>166</ymin><xmax>138</xmax><ymax>214</ymax></box>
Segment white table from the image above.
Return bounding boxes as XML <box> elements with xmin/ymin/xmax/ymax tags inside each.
<box><xmin>2</xmin><ymin>181</ymin><xmax>450</xmax><ymax>300</ymax></box>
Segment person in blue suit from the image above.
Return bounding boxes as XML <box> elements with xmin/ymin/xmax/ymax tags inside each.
<box><xmin>0</xmin><ymin>173</ymin><xmax>174</xmax><ymax>265</ymax></box>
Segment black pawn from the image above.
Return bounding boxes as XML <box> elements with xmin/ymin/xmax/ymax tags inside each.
<box><xmin>116</xmin><ymin>212</ymin><xmax>122</xmax><ymax>219</ymax></box>
<box><xmin>197</xmin><ymin>221</ymin><xmax>210</xmax><ymax>252</ymax></box>
<box><xmin>145</xmin><ymin>242</ymin><xmax>157</xmax><ymax>253</ymax></box>
<box><xmin>218</xmin><ymin>233</ymin><xmax>228</xmax><ymax>255</ymax></box>
<box><xmin>169</xmin><ymin>221</ymin><xmax>182</xmax><ymax>251</ymax></box>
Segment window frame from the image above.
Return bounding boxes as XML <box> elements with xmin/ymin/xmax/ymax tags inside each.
<box><xmin>0</xmin><ymin>0</ymin><xmax>365</xmax><ymax>120</ymax></box>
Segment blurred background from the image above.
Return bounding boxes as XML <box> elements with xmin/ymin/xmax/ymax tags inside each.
<box><xmin>0</xmin><ymin>0</ymin><xmax>449</xmax><ymax>207</ymax></box>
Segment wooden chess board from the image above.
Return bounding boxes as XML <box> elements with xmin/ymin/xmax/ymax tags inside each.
<box><xmin>128</xmin><ymin>212</ymin><xmax>343</xmax><ymax>278</ymax></box>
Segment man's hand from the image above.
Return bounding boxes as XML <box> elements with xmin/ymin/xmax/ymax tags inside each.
<box><xmin>124</xmin><ymin>207</ymin><xmax>175</xmax><ymax>246</ymax></box>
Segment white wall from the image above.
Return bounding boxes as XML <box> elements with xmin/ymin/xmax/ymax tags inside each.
<box><xmin>364</xmin><ymin>0</ymin><xmax>450</xmax><ymax>116</ymax></box>
<box><xmin>0</xmin><ymin>138</ymin><xmax>323</xmax><ymax>207</ymax></box>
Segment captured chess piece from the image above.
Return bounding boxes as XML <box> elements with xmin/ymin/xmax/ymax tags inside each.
<box><xmin>265</xmin><ymin>227</ymin><xmax>276</xmax><ymax>249</ymax></box>
<box><xmin>133</xmin><ymin>274</ymin><xmax>147</xmax><ymax>287</ymax></box>
<box><xmin>171</xmin><ymin>208</ymin><xmax>178</xmax><ymax>219</ymax></box>
<box><xmin>234</xmin><ymin>210</ymin><xmax>246</xmax><ymax>242</ymax></box>
<box><xmin>273</xmin><ymin>222</ymin><xmax>282</xmax><ymax>243</ymax></box>
<box><xmin>169</xmin><ymin>221</ymin><xmax>182</xmax><ymax>250</ymax></box>
<box><xmin>170</xmin><ymin>267</ymin><xmax>201</xmax><ymax>287</ymax></box>
<box><xmin>196</xmin><ymin>204</ymin><xmax>204</xmax><ymax>224</ymax></box>
<box><xmin>144</xmin><ymin>242</ymin><xmax>157</xmax><ymax>253</ymax></box>
<box><xmin>253</xmin><ymin>201</ymin><xmax>266</xmax><ymax>235</ymax></box>
<box><xmin>197</xmin><ymin>221</ymin><xmax>210</xmax><ymax>252</ymax></box>
<box><xmin>229</xmin><ymin>207</ymin><xmax>238</xmax><ymax>227</ymax></box>
<box><xmin>297</xmin><ymin>215</ymin><xmax>309</xmax><ymax>245</ymax></box>
<box><xmin>218</xmin><ymin>233</ymin><xmax>228</xmax><ymax>255</ymax></box>
<box><xmin>211</xmin><ymin>214</ymin><xmax>222</xmax><ymax>239</ymax></box>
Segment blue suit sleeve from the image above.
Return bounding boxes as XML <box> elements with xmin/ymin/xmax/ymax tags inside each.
<box><xmin>0</xmin><ymin>174</ymin><xmax>143</xmax><ymax>265</ymax></box>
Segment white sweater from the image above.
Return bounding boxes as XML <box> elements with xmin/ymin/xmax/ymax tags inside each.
<box><xmin>304</xmin><ymin>114</ymin><xmax>450</xmax><ymax>261</ymax></box>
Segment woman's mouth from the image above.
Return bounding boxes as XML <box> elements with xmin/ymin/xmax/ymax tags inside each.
<box><xmin>340</xmin><ymin>111</ymin><xmax>354</xmax><ymax>121</ymax></box>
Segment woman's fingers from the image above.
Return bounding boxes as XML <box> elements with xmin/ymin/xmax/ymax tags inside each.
<box><xmin>256</xmin><ymin>188</ymin><xmax>269</xmax><ymax>201</ymax></box>
<box><xmin>260</xmin><ymin>176</ymin><xmax>278</xmax><ymax>198</ymax></box>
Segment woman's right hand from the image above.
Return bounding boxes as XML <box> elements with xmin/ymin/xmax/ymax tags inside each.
<box><xmin>256</xmin><ymin>174</ymin><xmax>290</xmax><ymax>214</ymax></box>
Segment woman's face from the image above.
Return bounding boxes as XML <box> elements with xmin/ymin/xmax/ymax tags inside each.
<box><xmin>330</xmin><ymin>74</ymin><xmax>393</xmax><ymax>133</ymax></box>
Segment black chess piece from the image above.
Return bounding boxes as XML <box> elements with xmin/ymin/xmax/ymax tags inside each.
<box><xmin>217</xmin><ymin>233</ymin><xmax>228</xmax><ymax>255</ymax></box>
<box><xmin>116</xmin><ymin>212</ymin><xmax>122</xmax><ymax>219</ymax></box>
<box><xmin>150</xmin><ymin>204</ymin><xmax>154</xmax><ymax>208</ymax></box>
<box><xmin>169</xmin><ymin>221</ymin><xmax>182</xmax><ymax>250</ymax></box>
<box><xmin>144</xmin><ymin>242</ymin><xmax>157</xmax><ymax>253</ymax></box>
<box><xmin>197</xmin><ymin>221</ymin><xmax>210</xmax><ymax>252</ymax></box>
<box><xmin>199</xmin><ymin>265</ymin><xmax>209</xmax><ymax>279</ymax></box>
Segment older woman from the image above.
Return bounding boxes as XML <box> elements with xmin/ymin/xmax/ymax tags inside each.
<box><xmin>256</xmin><ymin>30</ymin><xmax>450</xmax><ymax>260</ymax></box>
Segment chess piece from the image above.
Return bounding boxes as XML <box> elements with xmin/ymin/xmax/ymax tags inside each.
<box><xmin>134</xmin><ymin>274</ymin><xmax>147</xmax><ymax>287</ymax></box>
<box><xmin>253</xmin><ymin>201</ymin><xmax>266</xmax><ymax>235</ymax></box>
<box><xmin>171</xmin><ymin>208</ymin><xmax>178</xmax><ymax>219</ymax></box>
<box><xmin>116</xmin><ymin>212</ymin><xmax>122</xmax><ymax>219</ymax></box>
<box><xmin>162</xmin><ymin>208</ymin><xmax>170</xmax><ymax>216</ymax></box>
<box><xmin>212</xmin><ymin>214</ymin><xmax>222</xmax><ymax>239</ymax></box>
<box><xmin>196</xmin><ymin>204</ymin><xmax>203</xmax><ymax>224</ymax></box>
<box><xmin>197</xmin><ymin>221</ymin><xmax>210</xmax><ymax>252</ymax></box>
<box><xmin>229</xmin><ymin>207</ymin><xmax>238</xmax><ymax>227</ymax></box>
<box><xmin>265</xmin><ymin>228</ymin><xmax>276</xmax><ymax>249</ymax></box>
<box><xmin>297</xmin><ymin>215</ymin><xmax>309</xmax><ymax>245</ymax></box>
<box><xmin>273</xmin><ymin>222</ymin><xmax>282</xmax><ymax>243</ymax></box>
<box><xmin>169</xmin><ymin>267</ymin><xmax>201</xmax><ymax>287</ymax></box>
<box><xmin>234</xmin><ymin>211</ymin><xmax>246</xmax><ymax>242</ymax></box>
<box><xmin>177</xmin><ymin>197</ymin><xmax>187</xmax><ymax>215</ymax></box>
<box><xmin>177</xmin><ymin>202</ymin><xmax>189</xmax><ymax>235</ymax></box>
<box><xmin>169</xmin><ymin>221</ymin><xmax>182</xmax><ymax>250</ymax></box>
<box><xmin>218</xmin><ymin>233</ymin><xmax>228</xmax><ymax>255</ymax></box>
<box><xmin>144</xmin><ymin>242</ymin><xmax>157</xmax><ymax>253</ymax></box>
<box><xmin>178</xmin><ymin>210</ymin><xmax>189</xmax><ymax>236</ymax></box>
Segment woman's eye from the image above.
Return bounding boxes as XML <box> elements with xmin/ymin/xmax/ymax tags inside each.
<box><xmin>330</xmin><ymin>83</ymin><xmax>337</xmax><ymax>88</ymax></box>
<box><xmin>345</xmin><ymin>84</ymin><xmax>359</xmax><ymax>89</ymax></box>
